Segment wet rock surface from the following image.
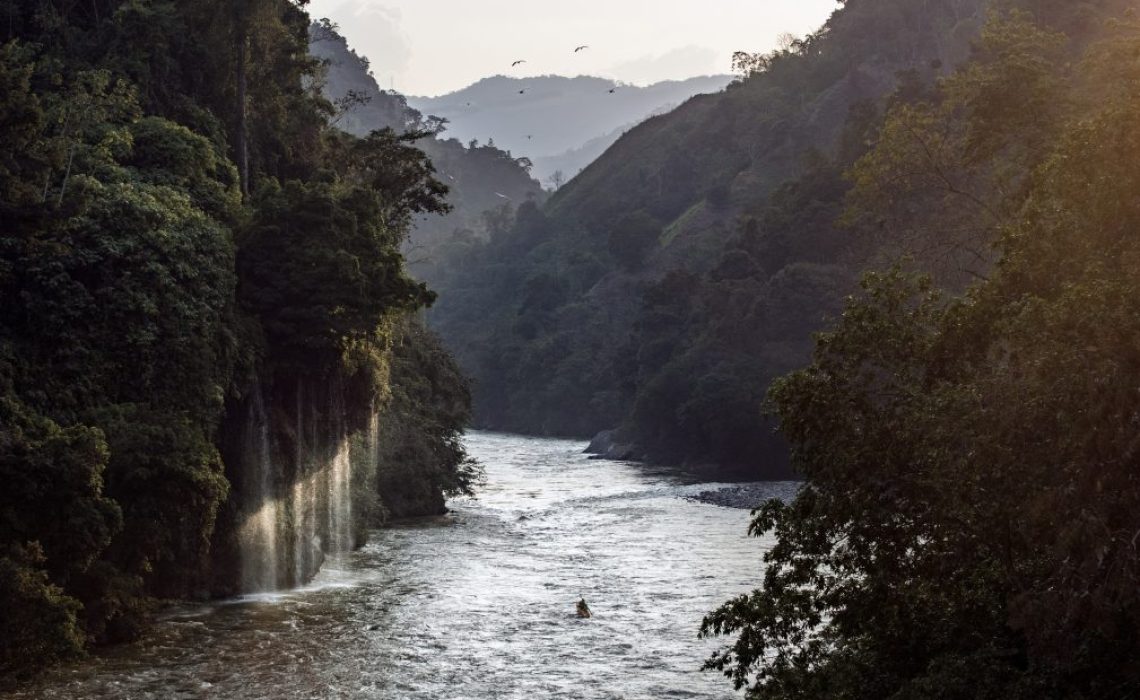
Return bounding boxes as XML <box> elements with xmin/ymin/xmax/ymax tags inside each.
<box><xmin>583</xmin><ymin>429</ymin><xmax>646</xmax><ymax>462</ymax></box>
<box><xmin>687</xmin><ymin>483</ymin><xmax>799</xmax><ymax>510</ymax></box>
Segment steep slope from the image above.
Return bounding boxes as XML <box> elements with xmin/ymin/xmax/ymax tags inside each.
<box><xmin>408</xmin><ymin>75</ymin><xmax>733</xmax><ymax>183</ymax></box>
<box><xmin>704</xmin><ymin>9</ymin><xmax>1140</xmax><ymax>698</ymax></box>
<box><xmin>309</xmin><ymin>23</ymin><xmax>546</xmax><ymax>262</ymax></box>
<box><xmin>423</xmin><ymin>0</ymin><xmax>995</xmax><ymax>475</ymax></box>
<box><xmin>427</xmin><ymin>0</ymin><xmax>1131</xmax><ymax>477</ymax></box>
<box><xmin>0</xmin><ymin>0</ymin><xmax>480</xmax><ymax>677</ymax></box>
<box><xmin>531</xmin><ymin>125</ymin><xmax>627</xmax><ymax>188</ymax></box>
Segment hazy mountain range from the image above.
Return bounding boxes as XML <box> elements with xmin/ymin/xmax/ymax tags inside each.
<box><xmin>408</xmin><ymin>75</ymin><xmax>733</xmax><ymax>184</ymax></box>
<box><xmin>310</xmin><ymin>23</ymin><xmax>546</xmax><ymax>259</ymax></box>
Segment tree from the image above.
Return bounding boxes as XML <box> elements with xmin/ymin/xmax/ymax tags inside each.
<box><xmin>0</xmin><ymin>0</ymin><xmax>469</xmax><ymax>677</ymax></box>
<box><xmin>545</xmin><ymin>169</ymin><xmax>565</xmax><ymax>191</ymax></box>
<box><xmin>702</xmin><ymin>13</ymin><xmax>1140</xmax><ymax>699</ymax></box>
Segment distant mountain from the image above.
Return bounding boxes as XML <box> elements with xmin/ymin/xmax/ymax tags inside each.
<box><xmin>407</xmin><ymin>75</ymin><xmax>733</xmax><ymax>184</ymax></box>
<box><xmin>310</xmin><ymin>23</ymin><xmax>546</xmax><ymax>262</ymax></box>
<box><xmin>531</xmin><ymin>125</ymin><xmax>627</xmax><ymax>187</ymax></box>
<box><xmin>419</xmin><ymin>0</ymin><xmax>993</xmax><ymax>474</ymax></box>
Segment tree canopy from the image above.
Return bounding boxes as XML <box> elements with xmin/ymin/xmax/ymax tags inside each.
<box><xmin>701</xmin><ymin>10</ymin><xmax>1140</xmax><ymax>698</ymax></box>
<box><xmin>0</xmin><ymin>0</ymin><xmax>473</xmax><ymax>679</ymax></box>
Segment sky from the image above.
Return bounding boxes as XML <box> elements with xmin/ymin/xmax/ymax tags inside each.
<box><xmin>306</xmin><ymin>0</ymin><xmax>839</xmax><ymax>97</ymax></box>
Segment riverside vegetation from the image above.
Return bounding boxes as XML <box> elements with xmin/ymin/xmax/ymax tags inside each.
<box><xmin>695</xmin><ymin>3</ymin><xmax>1140</xmax><ymax>699</ymax></box>
<box><xmin>420</xmin><ymin>0</ymin><xmax>1132</xmax><ymax>478</ymax></box>
<box><xmin>0</xmin><ymin>0</ymin><xmax>479</xmax><ymax>680</ymax></box>
<box><xmin>3</xmin><ymin>0</ymin><xmax>1140</xmax><ymax>697</ymax></box>
<box><xmin>416</xmin><ymin>0</ymin><xmax>1140</xmax><ymax>695</ymax></box>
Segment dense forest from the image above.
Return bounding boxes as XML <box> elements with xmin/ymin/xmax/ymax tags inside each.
<box><xmin>309</xmin><ymin>22</ymin><xmax>548</xmax><ymax>266</ymax></box>
<box><xmin>0</xmin><ymin>0</ymin><xmax>476</xmax><ymax>679</ymax></box>
<box><xmin>693</xmin><ymin>1</ymin><xmax>1140</xmax><ymax>698</ymax></box>
<box><xmin>421</xmin><ymin>0</ymin><xmax>1136</xmax><ymax>480</ymax></box>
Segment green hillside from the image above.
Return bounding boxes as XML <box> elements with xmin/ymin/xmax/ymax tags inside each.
<box><xmin>424</xmin><ymin>0</ymin><xmax>1132</xmax><ymax>476</ymax></box>
<box><xmin>422</xmin><ymin>0</ymin><xmax>994</xmax><ymax>474</ymax></box>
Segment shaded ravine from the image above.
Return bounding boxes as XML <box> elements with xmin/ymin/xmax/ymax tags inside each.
<box><xmin>10</xmin><ymin>432</ymin><xmax>797</xmax><ymax>699</ymax></box>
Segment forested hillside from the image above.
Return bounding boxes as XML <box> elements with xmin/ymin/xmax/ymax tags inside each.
<box><xmin>309</xmin><ymin>22</ymin><xmax>546</xmax><ymax>268</ymax></box>
<box><xmin>702</xmin><ymin>4</ymin><xmax>1140</xmax><ymax>697</ymax></box>
<box><xmin>0</xmin><ymin>0</ymin><xmax>475</xmax><ymax>679</ymax></box>
<box><xmin>424</xmin><ymin>0</ymin><xmax>998</xmax><ymax>475</ymax></box>
<box><xmin>423</xmin><ymin>0</ymin><xmax>1133</xmax><ymax>478</ymax></box>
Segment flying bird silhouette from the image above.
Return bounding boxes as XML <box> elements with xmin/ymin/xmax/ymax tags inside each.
<box><xmin>608</xmin><ymin>87</ymin><xmax>617</xmax><ymax>94</ymax></box>
<box><xmin>518</xmin><ymin>89</ymin><xmax>527</xmax><ymax>95</ymax></box>
<box><xmin>494</xmin><ymin>192</ymin><xmax>511</xmax><ymax>200</ymax></box>
<box><xmin>511</xmin><ymin>60</ymin><xmax>526</xmax><ymax>67</ymax></box>
<box><xmin>574</xmin><ymin>45</ymin><xmax>589</xmax><ymax>53</ymax></box>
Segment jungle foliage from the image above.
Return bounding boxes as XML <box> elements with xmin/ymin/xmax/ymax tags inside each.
<box><xmin>701</xmin><ymin>7</ymin><xmax>1140</xmax><ymax>699</ymax></box>
<box><xmin>0</xmin><ymin>0</ymin><xmax>473</xmax><ymax>679</ymax></box>
<box><xmin>421</xmin><ymin>0</ymin><xmax>1134</xmax><ymax>482</ymax></box>
<box><xmin>420</xmin><ymin>0</ymin><xmax>998</xmax><ymax>474</ymax></box>
<box><xmin>373</xmin><ymin>317</ymin><xmax>482</xmax><ymax>520</ymax></box>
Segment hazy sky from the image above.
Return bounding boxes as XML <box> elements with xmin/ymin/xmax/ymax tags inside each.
<box><xmin>307</xmin><ymin>0</ymin><xmax>839</xmax><ymax>96</ymax></box>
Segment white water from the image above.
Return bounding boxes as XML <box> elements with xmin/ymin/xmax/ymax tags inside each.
<box><xmin>236</xmin><ymin>382</ymin><xmax>371</xmax><ymax>592</ymax></box>
<box><xmin>12</xmin><ymin>432</ymin><xmax>798</xmax><ymax>699</ymax></box>
<box><xmin>237</xmin><ymin>388</ymin><xmax>279</xmax><ymax>593</ymax></box>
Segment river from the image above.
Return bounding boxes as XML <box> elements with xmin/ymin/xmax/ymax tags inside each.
<box><xmin>10</xmin><ymin>432</ymin><xmax>797</xmax><ymax>699</ymax></box>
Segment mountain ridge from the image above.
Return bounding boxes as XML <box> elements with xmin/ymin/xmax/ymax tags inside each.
<box><xmin>408</xmin><ymin>74</ymin><xmax>733</xmax><ymax>182</ymax></box>
<box><xmin>420</xmin><ymin>0</ymin><xmax>991</xmax><ymax>475</ymax></box>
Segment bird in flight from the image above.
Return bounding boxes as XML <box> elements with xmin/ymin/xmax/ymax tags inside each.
<box><xmin>512</xmin><ymin>60</ymin><xmax>526</xmax><ymax>67</ymax></box>
<box><xmin>518</xmin><ymin>89</ymin><xmax>527</xmax><ymax>95</ymax></box>
<box><xmin>608</xmin><ymin>87</ymin><xmax>617</xmax><ymax>94</ymax></box>
<box><xmin>495</xmin><ymin>192</ymin><xmax>511</xmax><ymax>200</ymax></box>
<box><xmin>574</xmin><ymin>45</ymin><xmax>589</xmax><ymax>53</ymax></box>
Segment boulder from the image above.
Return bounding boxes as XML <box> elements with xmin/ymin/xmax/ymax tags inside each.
<box><xmin>584</xmin><ymin>429</ymin><xmax>617</xmax><ymax>454</ymax></box>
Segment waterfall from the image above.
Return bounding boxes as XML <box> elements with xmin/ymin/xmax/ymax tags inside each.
<box><xmin>237</xmin><ymin>387</ymin><xmax>279</xmax><ymax>593</ymax></box>
<box><xmin>328</xmin><ymin>440</ymin><xmax>353</xmax><ymax>552</ymax></box>
<box><xmin>327</xmin><ymin>386</ymin><xmax>353</xmax><ymax>553</ymax></box>
<box><xmin>234</xmin><ymin>377</ymin><xmax>380</xmax><ymax>593</ymax></box>
<box><xmin>292</xmin><ymin>382</ymin><xmax>317</xmax><ymax>588</ymax></box>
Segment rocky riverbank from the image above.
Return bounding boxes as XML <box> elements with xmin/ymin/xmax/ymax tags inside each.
<box><xmin>686</xmin><ymin>483</ymin><xmax>800</xmax><ymax>509</ymax></box>
<box><xmin>583</xmin><ymin>429</ymin><xmax>647</xmax><ymax>462</ymax></box>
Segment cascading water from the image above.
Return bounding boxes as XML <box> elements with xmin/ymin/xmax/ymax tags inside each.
<box><xmin>293</xmin><ymin>382</ymin><xmax>318</xmax><ymax>588</ymax></box>
<box><xmin>328</xmin><ymin>440</ymin><xmax>353</xmax><ymax>552</ymax></box>
<box><xmin>327</xmin><ymin>387</ymin><xmax>353</xmax><ymax>553</ymax></box>
<box><xmin>237</xmin><ymin>387</ymin><xmax>279</xmax><ymax>593</ymax></box>
<box><xmin>234</xmin><ymin>377</ymin><xmax>379</xmax><ymax>593</ymax></box>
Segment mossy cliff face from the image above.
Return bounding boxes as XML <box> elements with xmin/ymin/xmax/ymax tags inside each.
<box><xmin>211</xmin><ymin>366</ymin><xmax>385</xmax><ymax>596</ymax></box>
<box><xmin>210</xmin><ymin>319</ymin><xmax>481</xmax><ymax>595</ymax></box>
<box><xmin>0</xmin><ymin>0</ymin><xmax>474</xmax><ymax>680</ymax></box>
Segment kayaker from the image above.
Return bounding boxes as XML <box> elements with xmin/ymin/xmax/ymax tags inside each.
<box><xmin>577</xmin><ymin>597</ymin><xmax>592</xmax><ymax>618</ymax></box>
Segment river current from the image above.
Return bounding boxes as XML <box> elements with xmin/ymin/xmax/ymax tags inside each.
<box><xmin>12</xmin><ymin>432</ymin><xmax>797</xmax><ymax>699</ymax></box>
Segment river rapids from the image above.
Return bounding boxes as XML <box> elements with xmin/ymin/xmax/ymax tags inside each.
<box><xmin>10</xmin><ymin>432</ymin><xmax>797</xmax><ymax>699</ymax></box>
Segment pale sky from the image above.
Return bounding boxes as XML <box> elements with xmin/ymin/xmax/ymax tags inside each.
<box><xmin>307</xmin><ymin>0</ymin><xmax>839</xmax><ymax>96</ymax></box>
